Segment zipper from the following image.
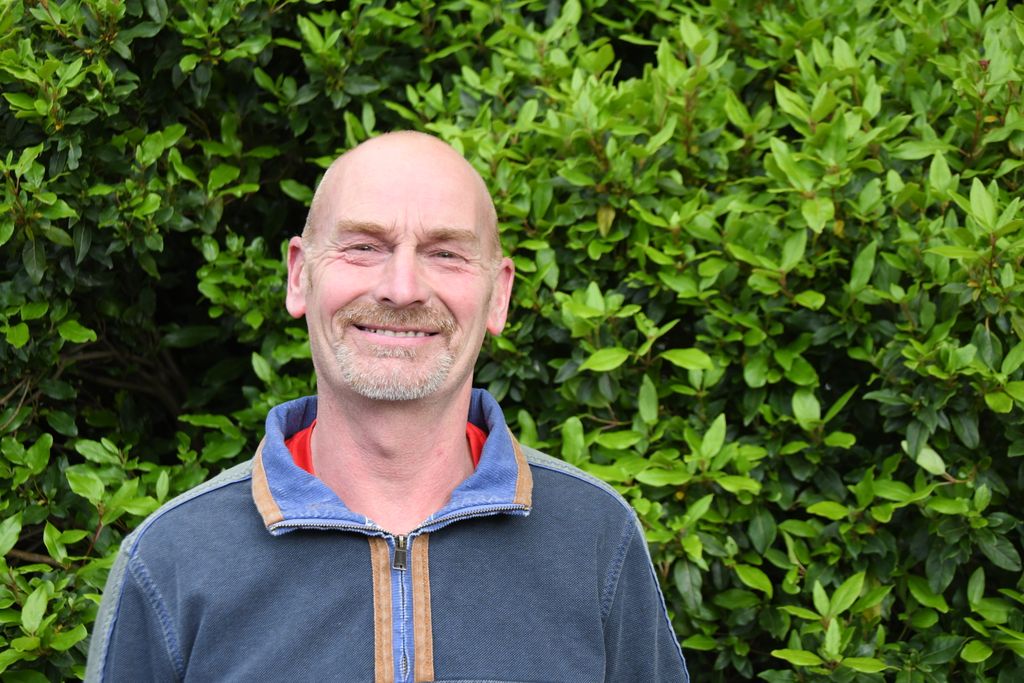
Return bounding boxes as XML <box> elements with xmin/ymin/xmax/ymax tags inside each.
<box><xmin>392</xmin><ymin>534</ymin><xmax>408</xmax><ymax>570</ymax></box>
<box><xmin>420</xmin><ymin>504</ymin><xmax>529</xmax><ymax>534</ymax></box>
<box><xmin>269</xmin><ymin>519</ymin><xmax>381</xmax><ymax>535</ymax></box>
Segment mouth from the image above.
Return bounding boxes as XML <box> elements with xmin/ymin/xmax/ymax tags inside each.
<box><xmin>355</xmin><ymin>325</ymin><xmax>436</xmax><ymax>338</ymax></box>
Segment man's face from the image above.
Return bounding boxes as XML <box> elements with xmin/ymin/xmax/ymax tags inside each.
<box><xmin>286</xmin><ymin>135</ymin><xmax>514</xmax><ymax>403</ymax></box>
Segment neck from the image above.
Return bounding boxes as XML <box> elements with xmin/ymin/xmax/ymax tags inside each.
<box><xmin>310</xmin><ymin>385</ymin><xmax>476</xmax><ymax>535</ymax></box>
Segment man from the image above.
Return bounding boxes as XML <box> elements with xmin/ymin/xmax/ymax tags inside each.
<box><xmin>86</xmin><ymin>132</ymin><xmax>689</xmax><ymax>682</ymax></box>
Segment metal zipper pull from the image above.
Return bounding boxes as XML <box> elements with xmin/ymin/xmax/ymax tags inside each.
<box><xmin>392</xmin><ymin>535</ymin><xmax>408</xmax><ymax>570</ymax></box>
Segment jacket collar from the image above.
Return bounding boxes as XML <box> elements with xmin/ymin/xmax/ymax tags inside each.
<box><xmin>251</xmin><ymin>389</ymin><xmax>532</xmax><ymax>535</ymax></box>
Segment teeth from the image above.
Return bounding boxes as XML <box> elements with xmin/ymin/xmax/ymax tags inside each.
<box><xmin>365</xmin><ymin>328</ymin><xmax>430</xmax><ymax>338</ymax></box>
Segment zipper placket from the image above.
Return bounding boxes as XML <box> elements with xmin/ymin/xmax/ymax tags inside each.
<box><xmin>391</xmin><ymin>533</ymin><xmax>412</xmax><ymax>683</ymax></box>
<box><xmin>270</xmin><ymin>505</ymin><xmax>528</xmax><ymax>683</ymax></box>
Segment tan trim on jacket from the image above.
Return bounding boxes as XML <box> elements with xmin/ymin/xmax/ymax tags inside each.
<box><xmin>251</xmin><ymin>441</ymin><xmax>284</xmax><ymax>526</ymax></box>
<box><xmin>368</xmin><ymin>537</ymin><xmax>395</xmax><ymax>683</ymax></box>
<box><xmin>509</xmin><ymin>433</ymin><xmax>534</xmax><ymax>507</ymax></box>
<box><xmin>412</xmin><ymin>534</ymin><xmax>434</xmax><ymax>682</ymax></box>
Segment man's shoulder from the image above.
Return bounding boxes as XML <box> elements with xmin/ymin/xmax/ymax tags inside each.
<box><xmin>119</xmin><ymin>458</ymin><xmax>256</xmax><ymax>559</ymax></box>
<box><xmin>518</xmin><ymin>444</ymin><xmax>638</xmax><ymax>520</ymax></box>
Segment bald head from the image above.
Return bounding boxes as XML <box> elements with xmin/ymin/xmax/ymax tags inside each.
<box><xmin>302</xmin><ymin>132</ymin><xmax>501</xmax><ymax>260</ymax></box>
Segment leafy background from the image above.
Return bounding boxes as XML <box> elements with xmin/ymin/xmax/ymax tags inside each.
<box><xmin>2</xmin><ymin>0</ymin><xmax>1023</xmax><ymax>680</ymax></box>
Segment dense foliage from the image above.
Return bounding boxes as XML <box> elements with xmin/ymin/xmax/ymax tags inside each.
<box><xmin>2</xmin><ymin>0</ymin><xmax>1024</xmax><ymax>679</ymax></box>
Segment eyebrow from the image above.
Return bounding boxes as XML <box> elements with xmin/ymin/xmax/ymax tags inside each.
<box><xmin>332</xmin><ymin>220</ymin><xmax>480</xmax><ymax>248</ymax></box>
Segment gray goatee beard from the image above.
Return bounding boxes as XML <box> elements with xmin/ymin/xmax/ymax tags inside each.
<box><xmin>332</xmin><ymin>304</ymin><xmax>458</xmax><ymax>401</ymax></box>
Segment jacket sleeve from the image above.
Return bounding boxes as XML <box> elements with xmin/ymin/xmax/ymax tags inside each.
<box><xmin>85</xmin><ymin>544</ymin><xmax>183</xmax><ymax>682</ymax></box>
<box><xmin>603</xmin><ymin>516</ymin><xmax>690</xmax><ymax>682</ymax></box>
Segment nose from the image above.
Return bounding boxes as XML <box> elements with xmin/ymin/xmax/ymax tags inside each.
<box><xmin>373</xmin><ymin>246</ymin><xmax>430</xmax><ymax>308</ymax></box>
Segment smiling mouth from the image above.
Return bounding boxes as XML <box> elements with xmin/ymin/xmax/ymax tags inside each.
<box><xmin>356</xmin><ymin>325</ymin><xmax>435</xmax><ymax>338</ymax></box>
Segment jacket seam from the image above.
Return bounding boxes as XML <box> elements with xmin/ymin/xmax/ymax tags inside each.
<box><xmin>521</xmin><ymin>448</ymin><xmax>635</xmax><ymax>515</ymax></box>
<box><xmin>123</xmin><ymin>460</ymin><xmax>254</xmax><ymax>556</ymax></box>
<box><xmin>599</xmin><ymin>514</ymin><xmax>637</xmax><ymax>623</ymax></box>
<box><xmin>127</xmin><ymin>555</ymin><xmax>186</xmax><ymax>679</ymax></box>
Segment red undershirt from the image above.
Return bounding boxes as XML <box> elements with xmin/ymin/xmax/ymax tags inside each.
<box><xmin>285</xmin><ymin>419</ymin><xmax>487</xmax><ymax>475</ymax></box>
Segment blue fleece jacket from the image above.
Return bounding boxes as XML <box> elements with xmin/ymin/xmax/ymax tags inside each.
<box><xmin>86</xmin><ymin>390</ymin><xmax>689</xmax><ymax>682</ymax></box>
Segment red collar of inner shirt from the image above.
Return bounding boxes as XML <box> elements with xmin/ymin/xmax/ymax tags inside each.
<box><xmin>284</xmin><ymin>419</ymin><xmax>488</xmax><ymax>475</ymax></box>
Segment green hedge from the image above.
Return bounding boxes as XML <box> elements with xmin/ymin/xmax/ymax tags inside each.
<box><xmin>3</xmin><ymin>0</ymin><xmax>1024</xmax><ymax>679</ymax></box>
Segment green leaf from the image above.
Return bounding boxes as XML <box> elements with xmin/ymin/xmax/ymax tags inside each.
<box><xmin>824</xmin><ymin>431</ymin><xmax>856</xmax><ymax>448</ymax></box>
<box><xmin>824</xmin><ymin>385</ymin><xmax>858</xmax><ymax>423</ymax></box>
<box><xmin>0</xmin><ymin>514</ymin><xmax>23</xmax><ymax>556</ymax></box>
<box><xmin>926</xmin><ymin>245</ymin><xmax>982</xmax><ymax>259</ymax></box>
<box><xmin>768</xmin><ymin>137</ymin><xmax>814</xmax><ymax>192</ymax></box>
<box><xmin>969</xmin><ymin>178</ymin><xmax>997</xmax><ymax>230</ymax></box>
<box><xmin>961</xmin><ymin>640</ymin><xmax>993</xmax><ymax>663</ymax></box>
<box><xmin>5</xmin><ymin>323</ymin><xmax>29</xmax><ymax>348</ymax></box>
<box><xmin>929</xmin><ymin>153</ymin><xmax>953</xmax><ymax>195</ymax></box>
<box><xmin>841</xmin><ymin>657</ymin><xmax>889</xmax><ymax>673</ymax></box>
<box><xmin>22</xmin><ymin>239</ymin><xmax>45</xmax><ymax>284</ymax></box>
<box><xmin>4</xmin><ymin>92</ymin><xmax>37</xmax><ymax>111</ymax></box>
<box><xmin>977</xmin><ymin>533</ymin><xmax>1022</xmax><ymax>572</ymax></box>
<box><xmin>914</xmin><ymin>446</ymin><xmax>946</xmax><ymax>476</ymax></box>
<box><xmin>823</xmin><ymin>619</ymin><xmax>841</xmax><ymax>659</ymax></box>
<box><xmin>74</xmin><ymin>438</ymin><xmax>121</xmax><ymax>465</ymax></box>
<box><xmin>1002</xmin><ymin>341</ymin><xmax>1024</xmax><ymax>375</ymax></box>
<box><xmin>801</xmin><ymin>197</ymin><xmax>833</xmax><ymax>234</ymax></box>
<box><xmin>807</xmin><ymin>501</ymin><xmax>848</xmax><ymax>521</ymax></box>
<box><xmin>24</xmin><ymin>434</ymin><xmax>51</xmax><ymax>474</ymax></box>
<box><xmin>927</xmin><ymin>497</ymin><xmax>969</xmax><ymax>515</ymax></box>
<box><xmin>813</xmin><ymin>581</ymin><xmax>831</xmax><ymax>615</ymax></box>
<box><xmin>579</xmin><ymin>347</ymin><xmax>630</xmax><ymax>372</ymax></box>
<box><xmin>673</xmin><ymin>560</ymin><xmax>703</xmax><ymax>612</ymax></box>
<box><xmin>593</xmin><ymin>430</ymin><xmax>643</xmax><ymax>450</ymax></box>
<box><xmin>700</xmin><ymin>414</ymin><xmax>726</xmax><ymax>459</ymax></box>
<box><xmin>20</xmin><ymin>586</ymin><xmax>47</xmax><ymax>634</ymax></box>
<box><xmin>850</xmin><ymin>241</ymin><xmax>876</xmax><ymax>291</ymax></box>
<box><xmin>780</xmin><ymin>229</ymin><xmax>807</xmax><ymax>271</ymax></box>
<box><xmin>48</xmin><ymin>623</ymin><xmax>88</xmax><ymax>652</ymax></box>
<box><xmin>661</xmin><ymin>348</ymin><xmax>712</xmax><ymax>370</ymax></box>
<box><xmin>968</xmin><ymin>567</ymin><xmax>985</xmax><ymax>608</ymax></box>
<box><xmin>748</xmin><ymin>508</ymin><xmax>777</xmax><ymax>555</ymax></box>
<box><xmin>792</xmin><ymin>388</ymin><xmax>821</xmax><ymax>428</ymax></box>
<box><xmin>985</xmin><ymin>391</ymin><xmax>1014</xmax><ymax>413</ymax></box>
<box><xmin>207</xmin><ymin>163</ymin><xmax>240</xmax><ymax>193</ymax></box>
<box><xmin>794</xmin><ymin>291</ymin><xmax>825</xmax><ymax>309</ymax></box>
<box><xmin>638</xmin><ymin>374</ymin><xmax>658</xmax><ymax>424</ymax></box>
<box><xmin>560</xmin><ymin>416</ymin><xmax>586</xmax><ymax>466</ymax></box>
<box><xmin>636</xmin><ymin>468</ymin><xmax>690</xmax><ymax>486</ymax></box>
<box><xmin>830</xmin><ymin>572</ymin><xmax>865</xmax><ymax>616</ymax></box>
<box><xmin>771</xmin><ymin>649</ymin><xmax>824</xmax><ymax>666</ymax></box>
<box><xmin>715</xmin><ymin>475</ymin><xmax>761</xmax><ymax>494</ymax></box>
<box><xmin>57</xmin><ymin>320</ymin><xmax>97</xmax><ymax>343</ymax></box>
<box><xmin>280</xmin><ymin>179</ymin><xmax>313</xmax><ymax>204</ymax></box>
<box><xmin>557</xmin><ymin>167</ymin><xmax>594</xmax><ymax>187</ymax></box>
<box><xmin>73</xmin><ymin>223</ymin><xmax>91</xmax><ymax>264</ymax></box>
<box><xmin>684</xmin><ymin>494</ymin><xmax>714</xmax><ymax>523</ymax></box>
<box><xmin>1004</xmin><ymin>381</ymin><xmax>1024</xmax><ymax>402</ymax></box>
<box><xmin>43</xmin><ymin>522</ymin><xmax>66</xmax><ymax>564</ymax></box>
<box><xmin>735</xmin><ymin>564</ymin><xmax>773</xmax><ymax>598</ymax></box>
<box><xmin>774</xmin><ymin>83</ymin><xmax>809</xmax><ymax>121</ymax></box>
<box><xmin>908</xmin><ymin>575</ymin><xmax>950</xmax><ymax>612</ymax></box>
<box><xmin>681</xmin><ymin>634</ymin><xmax>716</xmax><ymax>650</ymax></box>
<box><xmin>779</xmin><ymin>605</ymin><xmax>822</xmax><ymax>620</ymax></box>
<box><xmin>66</xmin><ymin>468</ymin><xmax>105</xmax><ymax>505</ymax></box>
<box><xmin>251</xmin><ymin>352</ymin><xmax>273</xmax><ymax>382</ymax></box>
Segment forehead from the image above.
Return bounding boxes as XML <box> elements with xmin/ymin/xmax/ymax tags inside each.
<box><xmin>326</xmin><ymin>142</ymin><xmax>489</xmax><ymax>236</ymax></box>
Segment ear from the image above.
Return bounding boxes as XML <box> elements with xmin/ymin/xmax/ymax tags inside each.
<box><xmin>285</xmin><ymin>236</ymin><xmax>307</xmax><ymax>319</ymax></box>
<box><xmin>486</xmin><ymin>257</ymin><xmax>516</xmax><ymax>335</ymax></box>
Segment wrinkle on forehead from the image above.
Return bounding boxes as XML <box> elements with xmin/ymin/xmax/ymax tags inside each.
<box><xmin>302</xmin><ymin>132</ymin><xmax>500</xmax><ymax>259</ymax></box>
